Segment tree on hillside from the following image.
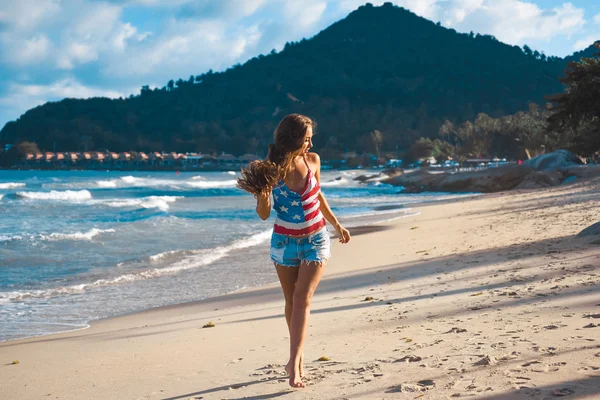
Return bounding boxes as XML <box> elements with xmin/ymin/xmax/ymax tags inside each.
<box><xmin>370</xmin><ymin>130</ymin><xmax>383</xmax><ymax>159</ymax></box>
<box><xmin>547</xmin><ymin>43</ymin><xmax>600</xmax><ymax>154</ymax></box>
<box><xmin>0</xmin><ymin>141</ymin><xmax>40</xmax><ymax>167</ymax></box>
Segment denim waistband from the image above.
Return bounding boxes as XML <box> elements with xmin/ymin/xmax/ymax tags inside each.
<box><xmin>272</xmin><ymin>228</ymin><xmax>327</xmax><ymax>245</ymax></box>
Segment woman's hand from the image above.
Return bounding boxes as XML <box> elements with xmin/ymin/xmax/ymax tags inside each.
<box><xmin>335</xmin><ymin>224</ymin><xmax>351</xmax><ymax>244</ymax></box>
<box><xmin>255</xmin><ymin>189</ymin><xmax>272</xmax><ymax>220</ymax></box>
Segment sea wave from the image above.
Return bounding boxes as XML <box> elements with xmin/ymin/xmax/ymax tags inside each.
<box><xmin>101</xmin><ymin>195</ymin><xmax>182</xmax><ymax>211</ymax></box>
<box><xmin>184</xmin><ymin>179</ymin><xmax>237</xmax><ymax>188</ymax></box>
<box><xmin>0</xmin><ymin>194</ymin><xmax>3</xmax><ymax>201</ymax></box>
<box><xmin>49</xmin><ymin>175</ymin><xmax>240</xmax><ymax>190</ymax></box>
<box><xmin>0</xmin><ymin>182</ymin><xmax>25</xmax><ymax>189</ymax></box>
<box><xmin>0</xmin><ymin>230</ymin><xmax>272</xmax><ymax>302</ymax></box>
<box><xmin>16</xmin><ymin>190</ymin><xmax>92</xmax><ymax>201</ymax></box>
<box><xmin>95</xmin><ymin>180</ymin><xmax>118</xmax><ymax>188</ymax></box>
<box><xmin>40</xmin><ymin>228</ymin><xmax>116</xmax><ymax>241</ymax></box>
<box><xmin>0</xmin><ymin>234</ymin><xmax>23</xmax><ymax>242</ymax></box>
<box><xmin>0</xmin><ymin>228</ymin><xmax>115</xmax><ymax>243</ymax></box>
<box><xmin>101</xmin><ymin>175</ymin><xmax>237</xmax><ymax>189</ymax></box>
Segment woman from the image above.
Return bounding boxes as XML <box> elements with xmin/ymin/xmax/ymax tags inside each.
<box><xmin>237</xmin><ymin>114</ymin><xmax>351</xmax><ymax>388</ymax></box>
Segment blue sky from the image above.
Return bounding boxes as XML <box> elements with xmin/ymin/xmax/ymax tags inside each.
<box><xmin>1</xmin><ymin>0</ymin><xmax>599</xmax><ymax>130</ymax></box>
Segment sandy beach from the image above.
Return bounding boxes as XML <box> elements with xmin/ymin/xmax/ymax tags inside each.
<box><xmin>2</xmin><ymin>178</ymin><xmax>599</xmax><ymax>400</ymax></box>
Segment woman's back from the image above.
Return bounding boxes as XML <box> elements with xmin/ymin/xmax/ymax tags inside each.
<box><xmin>272</xmin><ymin>156</ymin><xmax>325</xmax><ymax>237</ymax></box>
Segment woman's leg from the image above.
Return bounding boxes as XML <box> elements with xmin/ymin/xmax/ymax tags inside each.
<box><xmin>287</xmin><ymin>260</ymin><xmax>327</xmax><ymax>388</ymax></box>
<box><xmin>275</xmin><ymin>263</ymin><xmax>298</xmax><ymax>330</ymax></box>
<box><xmin>275</xmin><ymin>264</ymin><xmax>304</xmax><ymax>377</ymax></box>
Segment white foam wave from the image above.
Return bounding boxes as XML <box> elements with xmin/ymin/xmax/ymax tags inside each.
<box><xmin>102</xmin><ymin>195</ymin><xmax>181</xmax><ymax>211</ymax></box>
<box><xmin>0</xmin><ymin>230</ymin><xmax>272</xmax><ymax>302</ymax></box>
<box><xmin>88</xmin><ymin>175</ymin><xmax>236</xmax><ymax>189</ymax></box>
<box><xmin>41</xmin><ymin>228</ymin><xmax>115</xmax><ymax>241</ymax></box>
<box><xmin>0</xmin><ymin>234</ymin><xmax>23</xmax><ymax>242</ymax></box>
<box><xmin>149</xmin><ymin>249</ymin><xmax>183</xmax><ymax>261</ymax></box>
<box><xmin>17</xmin><ymin>190</ymin><xmax>92</xmax><ymax>201</ymax></box>
<box><xmin>95</xmin><ymin>180</ymin><xmax>118</xmax><ymax>188</ymax></box>
<box><xmin>0</xmin><ymin>194</ymin><xmax>3</xmax><ymax>201</ymax></box>
<box><xmin>0</xmin><ymin>182</ymin><xmax>25</xmax><ymax>189</ymax></box>
<box><xmin>185</xmin><ymin>179</ymin><xmax>237</xmax><ymax>188</ymax></box>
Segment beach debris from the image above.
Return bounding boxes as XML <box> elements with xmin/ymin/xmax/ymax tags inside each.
<box><xmin>317</xmin><ymin>356</ymin><xmax>331</xmax><ymax>361</ymax></box>
<box><xmin>416</xmin><ymin>249</ymin><xmax>432</xmax><ymax>254</ymax></box>
<box><xmin>397</xmin><ymin>384</ymin><xmax>421</xmax><ymax>392</ymax></box>
<box><xmin>202</xmin><ymin>321</ymin><xmax>215</xmax><ymax>328</ymax></box>
<box><xmin>474</xmin><ymin>355</ymin><xmax>498</xmax><ymax>366</ymax></box>
<box><xmin>544</xmin><ymin>325</ymin><xmax>560</xmax><ymax>330</ymax></box>
<box><xmin>470</xmin><ymin>292</ymin><xmax>483</xmax><ymax>296</ymax></box>
<box><xmin>230</xmin><ymin>384</ymin><xmax>246</xmax><ymax>390</ymax></box>
<box><xmin>552</xmin><ymin>387</ymin><xmax>575</xmax><ymax>396</ymax></box>
<box><xmin>410</xmin><ymin>226</ymin><xmax>419</xmax><ymax>230</ymax></box>
<box><xmin>363</xmin><ymin>296</ymin><xmax>375</xmax><ymax>301</ymax></box>
<box><xmin>522</xmin><ymin>361</ymin><xmax>541</xmax><ymax>367</ymax></box>
<box><xmin>444</xmin><ymin>327</ymin><xmax>467</xmax><ymax>334</ymax></box>
<box><xmin>402</xmin><ymin>337</ymin><xmax>413</xmax><ymax>343</ymax></box>
<box><xmin>394</xmin><ymin>355</ymin><xmax>422</xmax><ymax>363</ymax></box>
<box><xmin>10</xmin><ymin>360</ymin><xmax>19</xmax><ymax>365</ymax></box>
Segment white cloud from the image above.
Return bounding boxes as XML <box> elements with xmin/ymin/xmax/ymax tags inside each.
<box><xmin>283</xmin><ymin>1</ymin><xmax>328</xmax><ymax>29</ymax></box>
<box><xmin>0</xmin><ymin>0</ymin><xmax>61</xmax><ymax>31</ymax></box>
<box><xmin>594</xmin><ymin>13</ymin><xmax>600</xmax><ymax>25</ymax></box>
<box><xmin>12</xmin><ymin>78</ymin><xmax>123</xmax><ymax>99</ymax></box>
<box><xmin>0</xmin><ymin>78</ymin><xmax>130</xmax><ymax>122</ymax></box>
<box><xmin>102</xmin><ymin>18</ymin><xmax>263</xmax><ymax>79</ymax></box>
<box><xmin>2</xmin><ymin>34</ymin><xmax>53</xmax><ymax>66</ymax></box>
<box><xmin>444</xmin><ymin>1</ymin><xmax>585</xmax><ymax>44</ymax></box>
<box><xmin>573</xmin><ymin>35</ymin><xmax>598</xmax><ymax>51</ymax></box>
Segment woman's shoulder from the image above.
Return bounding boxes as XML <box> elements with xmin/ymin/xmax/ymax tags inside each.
<box><xmin>306</xmin><ymin>152</ymin><xmax>320</xmax><ymax>165</ymax></box>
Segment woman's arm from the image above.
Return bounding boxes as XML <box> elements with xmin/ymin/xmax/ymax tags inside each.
<box><xmin>255</xmin><ymin>190</ymin><xmax>271</xmax><ymax>220</ymax></box>
<box><xmin>310</xmin><ymin>153</ymin><xmax>351</xmax><ymax>244</ymax></box>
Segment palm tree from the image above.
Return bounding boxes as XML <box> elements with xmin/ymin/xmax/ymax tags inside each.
<box><xmin>370</xmin><ymin>130</ymin><xmax>383</xmax><ymax>160</ymax></box>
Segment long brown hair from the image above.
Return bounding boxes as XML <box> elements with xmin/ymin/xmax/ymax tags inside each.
<box><xmin>237</xmin><ymin>114</ymin><xmax>315</xmax><ymax>196</ymax></box>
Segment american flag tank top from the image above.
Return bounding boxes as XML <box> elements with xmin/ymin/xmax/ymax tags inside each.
<box><xmin>272</xmin><ymin>164</ymin><xmax>326</xmax><ymax>236</ymax></box>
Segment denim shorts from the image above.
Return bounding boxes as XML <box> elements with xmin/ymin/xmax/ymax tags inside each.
<box><xmin>270</xmin><ymin>228</ymin><xmax>331</xmax><ymax>267</ymax></box>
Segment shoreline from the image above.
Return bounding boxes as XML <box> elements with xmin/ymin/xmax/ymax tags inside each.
<box><xmin>3</xmin><ymin>178</ymin><xmax>600</xmax><ymax>399</ymax></box>
<box><xmin>0</xmin><ymin>192</ymin><xmax>523</xmax><ymax>344</ymax></box>
<box><xmin>0</xmin><ymin>216</ymin><xmax>415</xmax><ymax>345</ymax></box>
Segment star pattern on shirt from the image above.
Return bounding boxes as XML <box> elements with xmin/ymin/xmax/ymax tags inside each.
<box><xmin>279</xmin><ymin>206</ymin><xmax>289</xmax><ymax>213</ymax></box>
<box><xmin>291</xmin><ymin>200</ymin><xmax>300</xmax><ymax>206</ymax></box>
<box><xmin>280</xmin><ymin>190</ymin><xmax>289</xmax><ymax>197</ymax></box>
<box><xmin>273</xmin><ymin>193</ymin><xmax>278</xmax><ymax>201</ymax></box>
<box><xmin>292</xmin><ymin>214</ymin><xmax>301</xmax><ymax>220</ymax></box>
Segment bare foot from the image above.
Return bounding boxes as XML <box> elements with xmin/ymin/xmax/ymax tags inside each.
<box><xmin>299</xmin><ymin>352</ymin><xmax>304</xmax><ymax>378</ymax></box>
<box><xmin>285</xmin><ymin>360</ymin><xmax>305</xmax><ymax>388</ymax></box>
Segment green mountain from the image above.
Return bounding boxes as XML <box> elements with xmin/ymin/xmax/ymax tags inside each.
<box><xmin>0</xmin><ymin>2</ymin><xmax>596</xmax><ymax>156</ymax></box>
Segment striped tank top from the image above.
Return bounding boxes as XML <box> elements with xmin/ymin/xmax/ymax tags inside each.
<box><xmin>272</xmin><ymin>160</ymin><xmax>326</xmax><ymax>236</ymax></box>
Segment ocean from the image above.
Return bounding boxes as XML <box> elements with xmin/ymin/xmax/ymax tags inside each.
<box><xmin>0</xmin><ymin>169</ymin><xmax>462</xmax><ymax>342</ymax></box>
